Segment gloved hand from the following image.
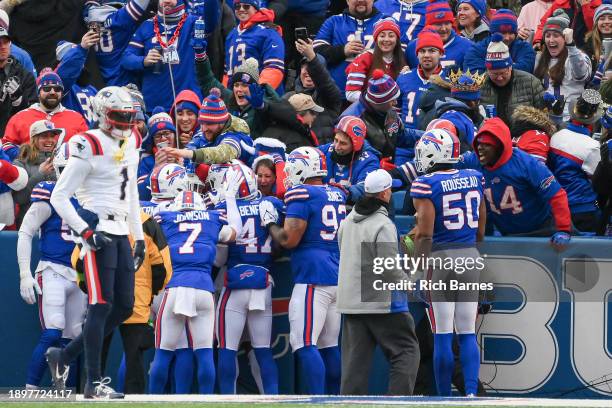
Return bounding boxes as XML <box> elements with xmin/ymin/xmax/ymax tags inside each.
<box><xmin>551</xmin><ymin>95</ymin><xmax>565</xmax><ymax>116</ymax></box>
<box><xmin>133</xmin><ymin>240</ymin><xmax>146</xmax><ymax>271</ymax></box>
<box><xmin>19</xmin><ymin>274</ymin><xmax>42</xmax><ymax>305</ymax></box>
<box><xmin>563</xmin><ymin>28</ymin><xmax>574</xmax><ymax>45</ymax></box>
<box><xmin>81</xmin><ymin>228</ymin><xmax>112</xmax><ymax>251</ymax></box>
<box><xmin>380</xmin><ymin>157</ymin><xmax>397</xmax><ymax>171</ymax></box>
<box><xmin>478</xmin><ymin>301</ymin><xmax>492</xmax><ymax>315</ymax></box>
<box><xmin>550</xmin><ymin>231</ymin><xmax>571</xmax><ymax>252</ymax></box>
<box><xmin>246</xmin><ymin>83</ymin><xmax>265</xmax><ymax>110</ymax></box>
<box><xmin>601</xmin><ymin>139</ymin><xmax>612</xmax><ymax>164</ymax></box>
<box><xmin>1</xmin><ymin>76</ymin><xmax>22</xmax><ymax>105</ymax></box>
<box><xmin>259</xmin><ymin>199</ymin><xmax>279</xmax><ymax>228</ymax></box>
<box><xmin>191</xmin><ymin>26</ymin><xmax>208</xmax><ymax>56</ymax></box>
<box><xmin>543</xmin><ymin>92</ymin><xmax>556</xmax><ymax>110</ymax></box>
<box><xmin>223</xmin><ymin>167</ymin><xmax>245</xmax><ymax>199</ymax></box>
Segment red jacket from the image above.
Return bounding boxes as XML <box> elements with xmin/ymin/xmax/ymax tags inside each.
<box><xmin>533</xmin><ymin>0</ymin><xmax>601</xmax><ymax>44</ymax></box>
<box><xmin>2</xmin><ymin>104</ymin><xmax>88</xmax><ymax>146</ymax></box>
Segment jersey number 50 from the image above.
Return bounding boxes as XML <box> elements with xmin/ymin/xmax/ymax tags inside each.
<box><xmin>442</xmin><ymin>191</ymin><xmax>481</xmax><ymax>230</ymax></box>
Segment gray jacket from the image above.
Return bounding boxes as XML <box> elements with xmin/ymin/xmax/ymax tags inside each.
<box><xmin>337</xmin><ymin>205</ymin><xmax>409</xmax><ymax>314</ymax></box>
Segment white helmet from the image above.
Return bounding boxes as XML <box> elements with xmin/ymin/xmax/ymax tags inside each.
<box><xmin>171</xmin><ymin>191</ymin><xmax>206</xmax><ymax>211</ymax></box>
<box><xmin>53</xmin><ymin>142</ymin><xmax>70</xmax><ymax>179</ymax></box>
<box><xmin>225</xmin><ymin>160</ymin><xmax>258</xmax><ymax>200</ymax></box>
<box><xmin>414</xmin><ymin>128</ymin><xmax>461</xmax><ymax>173</ymax></box>
<box><xmin>94</xmin><ymin>86</ymin><xmax>136</xmax><ymax>139</ymax></box>
<box><xmin>185</xmin><ymin>172</ymin><xmax>206</xmax><ymax>195</ymax></box>
<box><xmin>284</xmin><ymin>146</ymin><xmax>327</xmax><ymax>188</ymax></box>
<box><xmin>205</xmin><ymin>163</ymin><xmax>232</xmax><ymax>192</ymax></box>
<box><xmin>150</xmin><ymin>163</ymin><xmax>187</xmax><ymax>199</ymax></box>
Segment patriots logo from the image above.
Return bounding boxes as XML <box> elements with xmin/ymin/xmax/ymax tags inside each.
<box><xmin>240</xmin><ymin>270</ymin><xmax>255</xmax><ymax>280</ymax></box>
<box><xmin>540</xmin><ymin>175</ymin><xmax>555</xmax><ymax>190</ymax></box>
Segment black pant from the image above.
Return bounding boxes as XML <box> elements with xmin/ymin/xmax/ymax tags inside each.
<box><xmin>63</xmin><ymin>235</ymin><xmax>135</xmax><ymax>384</ymax></box>
<box><xmin>340</xmin><ymin>312</ymin><xmax>420</xmax><ymax>395</ymax></box>
<box><xmin>572</xmin><ymin>211</ymin><xmax>601</xmax><ymax>233</ymax></box>
<box><xmin>119</xmin><ymin>323</ymin><xmax>154</xmax><ymax>394</ymax></box>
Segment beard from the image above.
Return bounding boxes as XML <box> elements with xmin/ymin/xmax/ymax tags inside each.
<box><xmin>41</xmin><ymin>95</ymin><xmax>61</xmax><ymax>110</ymax></box>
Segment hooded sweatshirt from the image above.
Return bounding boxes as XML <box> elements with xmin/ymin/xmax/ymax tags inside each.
<box><xmin>459</xmin><ymin>118</ymin><xmax>571</xmax><ymax>235</ymax></box>
<box><xmin>337</xmin><ymin>202</ymin><xmax>409</xmax><ymax>314</ymax></box>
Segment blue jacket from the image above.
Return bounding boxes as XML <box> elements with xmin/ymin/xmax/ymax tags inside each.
<box><xmin>11</xmin><ymin>44</ymin><xmax>36</xmax><ymax>77</ymax></box>
<box><xmin>463</xmin><ymin>37</ymin><xmax>536</xmax><ymax>74</ymax></box>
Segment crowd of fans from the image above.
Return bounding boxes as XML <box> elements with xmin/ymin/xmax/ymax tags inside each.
<box><xmin>1</xmin><ymin>0</ymin><xmax>612</xmax><ymax>396</ymax></box>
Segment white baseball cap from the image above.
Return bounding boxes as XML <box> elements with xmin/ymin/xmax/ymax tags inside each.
<box><xmin>364</xmin><ymin>169</ymin><xmax>401</xmax><ymax>194</ymax></box>
<box><xmin>29</xmin><ymin>120</ymin><xmax>63</xmax><ymax>138</ymax></box>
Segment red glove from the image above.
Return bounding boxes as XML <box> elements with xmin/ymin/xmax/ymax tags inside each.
<box><xmin>195</xmin><ymin>164</ymin><xmax>210</xmax><ymax>183</ymax></box>
<box><xmin>380</xmin><ymin>157</ymin><xmax>396</xmax><ymax>171</ymax></box>
<box><xmin>328</xmin><ymin>181</ymin><xmax>349</xmax><ymax>196</ymax></box>
<box><xmin>0</xmin><ymin>159</ymin><xmax>19</xmax><ymax>184</ymax></box>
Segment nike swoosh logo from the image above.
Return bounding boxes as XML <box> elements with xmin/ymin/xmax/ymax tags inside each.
<box><xmin>272</xmin><ymin>45</ymin><xmax>278</xmax><ymax>48</ymax></box>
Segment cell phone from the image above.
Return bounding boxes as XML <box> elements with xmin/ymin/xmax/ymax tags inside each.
<box><xmin>295</xmin><ymin>27</ymin><xmax>309</xmax><ymax>42</ymax></box>
<box><xmin>88</xmin><ymin>22</ymin><xmax>101</xmax><ymax>34</ymax></box>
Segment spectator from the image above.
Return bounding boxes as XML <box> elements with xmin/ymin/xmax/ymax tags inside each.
<box><xmin>593</xmin><ymin>109</ymin><xmax>612</xmax><ymax>235</ymax></box>
<box><xmin>314</xmin><ymin>0</ymin><xmax>384</xmax><ymax>96</ymax></box>
<box><xmin>0</xmin><ymin>9</ymin><xmax>35</xmax><ymax>77</ymax></box>
<box><xmin>374</xmin><ymin>0</ymin><xmax>429</xmax><ymax>42</ymax></box>
<box><xmin>170</xmin><ymin>90</ymin><xmax>202</xmax><ymax>148</ymax></box>
<box><xmin>164</xmin><ymin>88</ymin><xmax>256</xmax><ymax>165</ymax></box>
<box><xmin>533</xmin><ymin>0</ymin><xmax>602</xmax><ymax>49</ymax></box>
<box><xmin>337</xmin><ymin>169</ymin><xmax>419</xmax><ymax>395</ymax></box>
<box><xmin>83</xmin><ymin>0</ymin><xmax>155</xmax><ymax>86</ymax></box>
<box><xmin>405</xmin><ymin>2</ymin><xmax>472</xmax><ymax>68</ymax></box>
<box><xmin>3</xmin><ymin>69</ymin><xmax>86</xmax><ymax>160</ymax></box>
<box><xmin>398</xmin><ymin>29</ymin><xmax>444</xmax><ymax>130</ymax></box>
<box><xmin>548</xmin><ymin>89</ymin><xmax>602</xmax><ymax>232</ymax></box>
<box><xmin>534</xmin><ymin>11</ymin><xmax>591</xmax><ymax>120</ymax></box>
<box><xmin>416</xmin><ymin>64</ymin><xmax>461</xmax><ymax>129</ymax></box>
<box><xmin>251</xmin><ymin>137</ymin><xmax>287</xmax><ymax>198</ymax></box>
<box><xmin>289</xmin><ymin>38</ymin><xmax>342</xmax><ymax>145</ymax></box>
<box><xmin>278</xmin><ymin>0</ymin><xmax>327</xmax><ymax>70</ymax></box>
<box><xmin>456</xmin><ymin>0</ymin><xmax>489</xmax><ymax>42</ymax></box>
<box><xmin>463</xmin><ymin>9</ymin><xmax>536</xmax><ymax>74</ymax></box>
<box><xmin>320</xmin><ymin>116</ymin><xmax>380</xmax><ymax>200</ymax></box>
<box><xmin>55</xmin><ymin>34</ymin><xmax>99</xmax><ymax>129</ymax></box>
<box><xmin>12</xmin><ymin>120</ymin><xmax>60</xmax><ymax>227</ymax></box>
<box><xmin>124</xmin><ymin>84</ymin><xmax>148</xmax><ymax>138</ymax></box>
<box><xmin>261</xmin><ymin>93</ymin><xmax>323</xmax><ymax>152</ymax></box>
<box><xmin>342</xmin><ymin>69</ymin><xmax>421</xmax><ymax>166</ymax></box>
<box><xmin>196</xmin><ymin>53</ymin><xmax>280</xmax><ymax>139</ymax></box>
<box><xmin>518</xmin><ymin>0</ymin><xmax>553</xmax><ymax>38</ymax></box>
<box><xmin>345</xmin><ymin>18</ymin><xmax>405</xmax><ymax>102</ymax></box>
<box><xmin>480</xmin><ymin>36</ymin><xmax>546</xmax><ymax>125</ymax></box>
<box><xmin>0</xmin><ymin>19</ymin><xmax>36</xmax><ymax>137</ymax></box>
<box><xmin>584</xmin><ymin>2</ymin><xmax>612</xmax><ymax>87</ymax></box>
<box><xmin>224</xmin><ymin>0</ymin><xmax>285</xmax><ymax>90</ymax></box>
<box><xmin>510</xmin><ymin>105</ymin><xmax>557</xmax><ymax>163</ymax></box>
<box><xmin>0</xmin><ymin>148</ymin><xmax>28</xmax><ymax>226</ymax></box>
<box><xmin>121</xmin><ymin>0</ymin><xmax>207</xmax><ymax>112</ymax></box>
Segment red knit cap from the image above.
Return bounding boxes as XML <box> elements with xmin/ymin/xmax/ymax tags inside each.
<box><xmin>416</xmin><ymin>26</ymin><xmax>445</xmax><ymax>53</ymax></box>
<box><xmin>425</xmin><ymin>0</ymin><xmax>454</xmax><ymax>25</ymax></box>
<box><xmin>373</xmin><ymin>18</ymin><xmax>401</xmax><ymax>42</ymax></box>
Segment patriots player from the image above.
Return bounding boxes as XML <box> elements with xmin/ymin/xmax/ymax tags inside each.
<box><xmin>149</xmin><ymin>169</ymin><xmax>244</xmax><ymax>394</ymax></box>
<box><xmin>375</xmin><ymin>0</ymin><xmax>428</xmax><ymax>41</ymax></box>
<box><xmin>215</xmin><ymin>161</ymin><xmax>283</xmax><ymax>394</ymax></box>
<box><xmin>46</xmin><ymin>86</ymin><xmax>145</xmax><ymax>399</ymax></box>
<box><xmin>83</xmin><ymin>0</ymin><xmax>153</xmax><ymax>86</ymax></box>
<box><xmin>17</xmin><ymin>144</ymin><xmax>86</xmax><ymax>390</ymax></box>
<box><xmin>410</xmin><ymin>129</ymin><xmax>487</xmax><ymax>396</ymax></box>
<box><xmin>259</xmin><ymin>147</ymin><xmax>347</xmax><ymax>395</ymax></box>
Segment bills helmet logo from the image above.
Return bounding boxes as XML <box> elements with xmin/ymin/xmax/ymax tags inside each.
<box><xmin>240</xmin><ymin>270</ymin><xmax>255</xmax><ymax>280</ymax></box>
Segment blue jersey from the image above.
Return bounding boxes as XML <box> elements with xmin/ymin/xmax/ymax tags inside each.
<box><xmin>375</xmin><ymin>0</ymin><xmax>428</xmax><ymax>41</ymax></box>
<box><xmin>93</xmin><ymin>0</ymin><xmax>149</xmax><ymax>86</ymax></box>
<box><xmin>156</xmin><ymin>209</ymin><xmax>227</xmax><ymax>291</ymax></box>
<box><xmin>320</xmin><ymin>142</ymin><xmax>380</xmax><ymax>186</ymax></box>
<box><xmin>284</xmin><ymin>184</ymin><xmax>347</xmax><ymax>285</ymax></box>
<box><xmin>56</xmin><ymin>45</ymin><xmax>97</xmax><ymax>128</ymax></box>
<box><xmin>224</xmin><ymin>24</ymin><xmax>285</xmax><ymax>78</ymax></box>
<box><xmin>459</xmin><ymin>149</ymin><xmax>562</xmax><ymax>235</ymax></box>
<box><xmin>314</xmin><ymin>10</ymin><xmax>383</xmax><ymax>95</ymax></box>
<box><xmin>137</xmin><ymin>155</ymin><xmax>154</xmax><ymax>201</ymax></box>
<box><xmin>397</xmin><ymin>67</ymin><xmax>430</xmax><ymax>129</ymax></box>
<box><xmin>188</xmin><ymin>128</ymin><xmax>255</xmax><ymax>166</ymax></box>
<box><xmin>404</xmin><ymin>31</ymin><xmax>471</xmax><ymax>69</ymax></box>
<box><xmin>30</xmin><ymin>182</ymin><xmax>78</xmax><ymax>267</ymax></box>
<box><xmin>411</xmin><ymin>169</ymin><xmax>484</xmax><ymax>244</ymax></box>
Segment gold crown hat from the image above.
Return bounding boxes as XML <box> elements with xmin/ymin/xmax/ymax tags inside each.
<box><xmin>449</xmin><ymin>69</ymin><xmax>487</xmax><ymax>101</ymax></box>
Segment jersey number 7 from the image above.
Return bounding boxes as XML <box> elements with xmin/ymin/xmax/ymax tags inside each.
<box><xmin>178</xmin><ymin>222</ymin><xmax>201</xmax><ymax>254</ymax></box>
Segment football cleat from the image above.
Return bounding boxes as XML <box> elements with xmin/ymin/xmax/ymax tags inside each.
<box><xmin>45</xmin><ymin>347</ymin><xmax>69</xmax><ymax>391</ymax></box>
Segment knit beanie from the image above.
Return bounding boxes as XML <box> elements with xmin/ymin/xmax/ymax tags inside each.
<box><xmin>543</xmin><ymin>9</ymin><xmax>570</xmax><ymax>35</ymax></box>
<box><xmin>56</xmin><ymin>40</ymin><xmax>77</xmax><ymax>62</ymax></box>
<box><xmin>365</xmin><ymin>69</ymin><xmax>400</xmax><ymax>105</ymax></box>
<box><xmin>148</xmin><ymin>106</ymin><xmax>177</xmax><ymax>136</ymax></box>
<box><xmin>230</xmin><ymin>57</ymin><xmax>260</xmax><ymax>86</ymax></box>
<box><xmin>457</xmin><ymin>0</ymin><xmax>487</xmax><ymax>21</ymax></box>
<box><xmin>595</xmin><ymin>1</ymin><xmax>612</xmax><ymax>23</ymax></box>
<box><xmin>36</xmin><ymin>68</ymin><xmax>64</xmax><ymax>93</ymax></box>
<box><xmin>426</xmin><ymin>0</ymin><xmax>455</xmax><ymax>25</ymax></box>
<box><xmin>416</xmin><ymin>26</ymin><xmax>445</xmax><ymax>53</ymax></box>
<box><xmin>373</xmin><ymin>18</ymin><xmax>401</xmax><ymax>41</ymax></box>
<box><xmin>234</xmin><ymin>0</ymin><xmax>260</xmax><ymax>10</ymax></box>
<box><xmin>199</xmin><ymin>88</ymin><xmax>230</xmax><ymax>124</ymax></box>
<box><xmin>485</xmin><ymin>33</ymin><xmax>513</xmax><ymax>70</ymax></box>
<box><xmin>490</xmin><ymin>9</ymin><xmax>518</xmax><ymax>34</ymax></box>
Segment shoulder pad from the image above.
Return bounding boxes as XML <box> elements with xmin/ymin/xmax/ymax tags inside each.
<box><xmin>284</xmin><ymin>186</ymin><xmax>310</xmax><ymax>204</ymax></box>
<box><xmin>30</xmin><ymin>181</ymin><xmax>55</xmax><ymax>202</ymax></box>
<box><xmin>69</xmin><ymin>133</ymin><xmax>104</xmax><ymax>158</ymax></box>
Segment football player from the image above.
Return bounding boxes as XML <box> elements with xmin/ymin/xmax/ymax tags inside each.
<box><xmin>47</xmin><ymin>86</ymin><xmax>145</xmax><ymax>399</ymax></box>
<box><xmin>259</xmin><ymin>146</ymin><xmax>346</xmax><ymax>394</ymax></box>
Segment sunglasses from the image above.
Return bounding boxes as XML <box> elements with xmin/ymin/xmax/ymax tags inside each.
<box><xmin>41</xmin><ymin>86</ymin><xmax>62</xmax><ymax>93</ymax></box>
<box><xmin>234</xmin><ymin>3</ymin><xmax>252</xmax><ymax>11</ymax></box>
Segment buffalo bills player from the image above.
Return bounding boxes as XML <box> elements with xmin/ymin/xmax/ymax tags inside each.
<box><xmin>410</xmin><ymin>129</ymin><xmax>487</xmax><ymax>396</ymax></box>
<box><xmin>17</xmin><ymin>144</ymin><xmax>86</xmax><ymax>390</ymax></box>
<box><xmin>149</xmin><ymin>169</ymin><xmax>244</xmax><ymax>394</ymax></box>
<box><xmin>215</xmin><ymin>161</ymin><xmax>283</xmax><ymax>394</ymax></box>
<box><xmin>141</xmin><ymin>163</ymin><xmax>188</xmax><ymax>215</ymax></box>
<box><xmin>259</xmin><ymin>146</ymin><xmax>346</xmax><ymax>395</ymax></box>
